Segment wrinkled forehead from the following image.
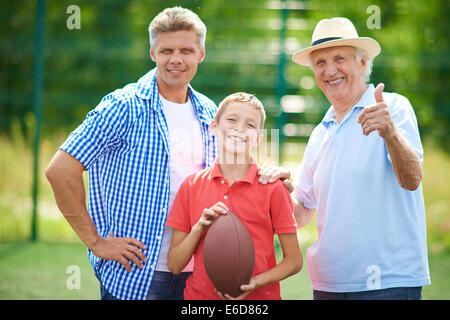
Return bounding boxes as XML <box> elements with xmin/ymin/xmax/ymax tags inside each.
<box><xmin>310</xmin><ymin>45</ymin><xmax>356</xmax><ymax>60</ymax></box>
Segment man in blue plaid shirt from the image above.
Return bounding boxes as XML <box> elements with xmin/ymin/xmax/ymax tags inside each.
<box><xmin>46</xmin><ymin>7</ymin><xmax>218</xmax><ymax>300</ymax></box>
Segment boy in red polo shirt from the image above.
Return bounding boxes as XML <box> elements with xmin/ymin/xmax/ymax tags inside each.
<box><xmin>166</xmin><ymin>92</ymin><xmax>302</xmax><ymax>300</ymax></box>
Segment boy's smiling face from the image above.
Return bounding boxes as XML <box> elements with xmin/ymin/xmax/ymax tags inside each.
<box><xmin>211</xmin><ymin>102</ymin><xmax>263</xmax><ymax>159</ymax></box>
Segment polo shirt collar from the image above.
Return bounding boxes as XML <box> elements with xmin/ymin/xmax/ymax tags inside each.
<box><xmin>321</xmin><ymin>107</ymin><xmax>337</xmax><ymax>128</ymax></box>
<box><xmin>134</xmin><ymin>68</ymin><xmax>209</xmax><ymax>123</ymax></box>
<box><xmin>211</xmin><ymin>159</ymin><xmax>259</xmax><ymax>184</ymax></box>
<box><xmin>321</xmin><ymin>84</ymin><xmax>375</xmax><ymax>128</ymax></box>
<box><xmin>357</xmin><ymin>83</ymin><xmax>376</xmax><ymax>107</ymax></box>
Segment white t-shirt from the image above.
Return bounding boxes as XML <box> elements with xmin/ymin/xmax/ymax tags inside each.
<box><xmin>156</xmin><ymin>94</ymin><xmax>204</xmax><ymax>272</ymax></box>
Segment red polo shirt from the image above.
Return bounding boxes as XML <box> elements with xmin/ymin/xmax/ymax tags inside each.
<box><xmin>166</xmin><ymin>160</ymin><xmax>297</xmax><ymax>300</ymax></box>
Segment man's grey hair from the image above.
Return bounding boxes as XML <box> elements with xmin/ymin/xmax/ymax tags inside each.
<box><xmin>355</xmin><ymin>47</ymin><xmax>373</xmax><ymax>83</ymax></box>
<box><xmin>148</xmin><ymin>7</ymin><xmax>207</xmax><ymax>49</ymax></box>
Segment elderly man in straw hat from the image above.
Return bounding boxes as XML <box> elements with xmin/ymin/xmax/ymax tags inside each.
<box><xmin>260</xmin><ymin>17</ymin><xmax>430</xmax><ymax>299</ymax></box>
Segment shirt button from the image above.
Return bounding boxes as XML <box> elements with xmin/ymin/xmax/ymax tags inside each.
<box><xmin>156</xmin><ymin>235</ymin><xmax>161</xmax><ymax>240</ymax></box>
<box><xmin>162</xmin><ymin>208</ymin><xmax>166</xmax><ymax>213</ymax></box>
<box><xmin>224</xmin><ymin>195</ymin><xmax>228</xmax><ymax>200</ymax></box>
<box><xmin>221</xmin><ymin>180</ymin><xmax>225</xmax><ymax>184</ymax></box>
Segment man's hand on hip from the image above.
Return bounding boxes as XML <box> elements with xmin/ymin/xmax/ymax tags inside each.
<box><xmin>91</xmin><ymin>232</ymin><xmax>147</xmax><ymax>273</ymax></box>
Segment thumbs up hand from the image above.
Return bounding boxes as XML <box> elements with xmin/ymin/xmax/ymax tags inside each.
<box><xmin>374</xmin><ymin>82</ymin><xmax>385</xmax><ymax>103</ymax></box>
<box><xmin>357</xmin><ymin>83</ymin><xmax>397</xmax><ymax>140</ymax></box>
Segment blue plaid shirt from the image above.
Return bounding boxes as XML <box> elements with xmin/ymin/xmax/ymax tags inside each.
<box><xmin>60</xmin><ymin>68</ymin><xmax>217</xmax><ymax>299</ymax></box>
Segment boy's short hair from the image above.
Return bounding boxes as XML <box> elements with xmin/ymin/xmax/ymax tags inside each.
<box><xmin>214</xmin><ymin>92</ymin><xmax>266</xmax><ymax>129</ymax></box>
<box><xmin>149</xmin><ymin>7</ymin><xmax>207</xmax><ymax>49</ymax></box>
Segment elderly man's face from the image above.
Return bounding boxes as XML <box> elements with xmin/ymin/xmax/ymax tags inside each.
<box><xmin>310</xmin><ymin>46</ymin><xmax>366</xmax><ymax>106</ymax></box>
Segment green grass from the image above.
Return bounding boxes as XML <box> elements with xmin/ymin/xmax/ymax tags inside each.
<box><xmin>0</xmin><ymin>242</ymin><xmax>98</xmax><ymax>299</ymax></box>
<box><xmin>1</xmin><ymin>241</ymin><xmax>449</xmax><ymax>300</ymax></box>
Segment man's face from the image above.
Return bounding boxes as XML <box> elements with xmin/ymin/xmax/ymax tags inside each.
<box><xmin>150</xmin><ymin>30</ymin><xmax>205</xmax><ymax>93</ymax></box>
<box><xmin>310</xmin><ymin>46</ymin><xmax>366</xmax><ymax>105</ymax></box>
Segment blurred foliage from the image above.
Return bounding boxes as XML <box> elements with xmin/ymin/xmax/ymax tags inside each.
<box><xmin>0</xmin><ymin>0</ymin><xmax>448</xmax><ymax>149</ymax></box>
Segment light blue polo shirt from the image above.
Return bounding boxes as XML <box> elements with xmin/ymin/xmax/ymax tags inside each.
<box><xmin>294</xmin><ymin>84</ymin><xmax>431</xmax><ymax>292</ymax></box>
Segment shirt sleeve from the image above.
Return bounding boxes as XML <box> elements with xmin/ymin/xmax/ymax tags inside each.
<box><xmin>293</xmin><ymin>132</ymin><xmax>318</xmax><ymax>210</ymax></box>
<box><xmin>59</xmin><ymin>94</ymin><xmax>130</xmax><ymax>170</ymax></box>
<box><xmin>166</xmin><ymin>177</ymin><xmax>192</xmax><ymax>233</ymax></box>
<box><xmin>387</xmin><ymin>94</ymin><xmax>424</xmax><ymax>164</ymax></box>
<box><xmin>270</xmin><ymin>181</ymin><xmax>298</xmax><ymax>234</ymax></box>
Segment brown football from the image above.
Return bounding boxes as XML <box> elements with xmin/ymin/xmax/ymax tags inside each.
<box><xmin>203</xmin><ymin>211</ymin><xmax>255</xmax><ymax>298</ymax></box>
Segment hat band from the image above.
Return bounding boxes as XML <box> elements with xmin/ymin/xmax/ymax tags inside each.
<box><xmin>311</xmin><ymin>36</ymin><xmax>342</xmax><ymax>46</ymax></box>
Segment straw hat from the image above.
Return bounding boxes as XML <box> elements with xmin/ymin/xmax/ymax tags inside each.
<box><xmin>292</xmin><ymin>17</ymin><xmax>381</xmax><ymax>67</ymax></box>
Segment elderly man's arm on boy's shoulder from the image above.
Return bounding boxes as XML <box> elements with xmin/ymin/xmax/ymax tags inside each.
<box><xmin>258</xmin><ymin>164</ymin><xmax>291</xmax><ymax>185</ymax></box>
<box><xmin>291</xmin><ymin>196</ymin><xmax>315</xmax><ymax>228</ymax></box>
<box><xmin>258</xmin><ymin>165</ymin><xmax>299</xmax><ymax>194</ymax></box>
<box><xmin>257</xmin><ymin>165</ymin><xmax>315</xmax><ymax>228</ymax></box>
